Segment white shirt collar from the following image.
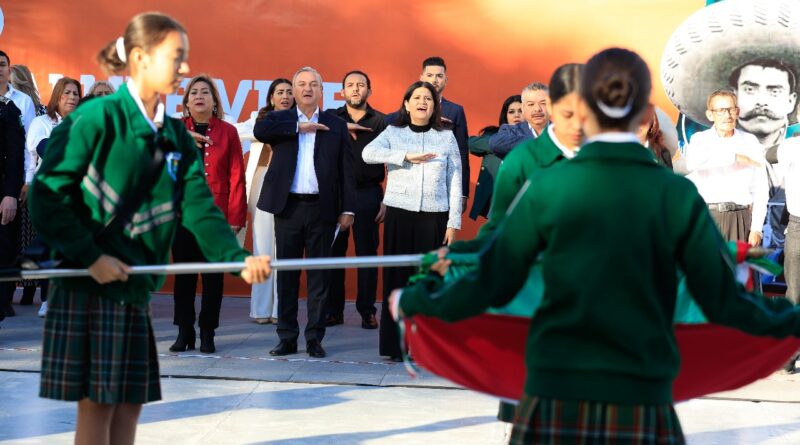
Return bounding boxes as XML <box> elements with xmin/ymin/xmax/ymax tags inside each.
<box><xmin>586</xmin><ymin>132</ymin><xmax>640</xmax><ymax>144</ymax></box>
<box><xmin>297</xmin><ymin>106</ymin><xmax>320</xmax><ymax>121</ymax></box>
<box><xmin>3</xmin><ymin>83</ymin><xmax>16</xmax><ymax>98</ymax></box>
<box><xmin>528</xmin><ymin>122</ymin><xmax>540</xmax><ymax>137</ymax></box>
<box><xmin>548</xmin><ymin>125</ymin><xmax>579</xmax><ymax>159</ymax></box>
<box><xmin>126</xmin><ymin>79</ymin><xmax>164</xmax><ymax>133</ymax></box>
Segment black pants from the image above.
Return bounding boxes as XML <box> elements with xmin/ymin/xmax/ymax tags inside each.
<box><xmin>327</xmin><ymin>185</ymin><xmax>381</xmax><ymax>318</ymax></box>
<box><xmin>171</xmin><ymin>226</ymin><xmax>224</xmax><ymax>330</ymax></box>
<box><xmin>274</xmin><ymin>196</ymin><xmax>335</xmax><ymax>343</ymax></box>
<box><xmin>0</xmin><ymin>214</ymin><xmax>20</xmax><ymax>320</ymax></box>
<box><xmin>379</xmin><ymin>206</ymin><xmax>448</xmax><ymax>358</ymax></box>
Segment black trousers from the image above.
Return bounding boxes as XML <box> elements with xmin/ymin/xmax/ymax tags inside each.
<box><xmin>327</xmin><ymin>185</ymin><xmax>381</xmax><ymax>318</ymax></box>
<box><xmin>274</xmin><ymin>196</ymin><xmax>335</xmax><ymax>343</ymax></box>
<box><xmin>379</xmin><ymin>206</ymin><xmax>448</xmax><ymax>358</ymax></box>
<box><xmin>0</xmin><ymin>214</ymin><xmax>20</xmax><ymax>320</ymax></box>
<box><xmin>171</xmin><ymin>226</ymin><xmax>225</xmax><ymax>330</ymax></box>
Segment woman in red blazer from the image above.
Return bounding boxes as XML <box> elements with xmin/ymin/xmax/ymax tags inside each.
<box><xmin>170</xmin><ymin>74</ymin><xmax>246</xmax><ymax>353</ymax></box>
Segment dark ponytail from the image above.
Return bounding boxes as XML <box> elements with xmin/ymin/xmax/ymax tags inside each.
<box><xmin>581</xmin><ymin>48</ymin><xmax>651</xmax><ymax>129</ymax></box>
<box><xmin>96</xmin><ymin>12</ymin><xmax>186</xmax><ymax>74</ymax></box>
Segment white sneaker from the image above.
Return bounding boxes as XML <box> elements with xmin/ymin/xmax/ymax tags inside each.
<box><xmin>38</xmin><ymin>301</ymin><xmax>48</xmax><ymax>318</ymax></box>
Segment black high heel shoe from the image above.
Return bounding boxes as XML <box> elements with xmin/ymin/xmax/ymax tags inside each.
<box><xmin>169</xmin><ymin>325</ymin><xmax>196</xmax><ymax>352</ymax></box>
<box><xmin>200</xmin><ymin>329</ymin><xmax>215</xmax><ymax>353</ymax></box>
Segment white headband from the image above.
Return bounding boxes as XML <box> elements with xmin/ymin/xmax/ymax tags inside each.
<box><xmin>596</xmin><ymin>96</ymin><xmax>634</xmax><ymax>119</ymax></box>
<box><xmin>115</xmin><ymin>37</ymin><xmax>127</xmax><ymax>63</ymax></box>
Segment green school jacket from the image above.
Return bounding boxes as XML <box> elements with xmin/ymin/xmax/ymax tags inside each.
<box><xmin>452</xmin><ymin>128</ymin><xmax>567</xmax><ymax>253</ymax></box>
<box><xmin>29</xmin><ymin>84</ymin><xmax>249</xmax><ymax>304</ymax></box>
<box><xmin>401</xmin><ymin>139</ymin><xmax>800</xmax><ymax>405</ymax></box>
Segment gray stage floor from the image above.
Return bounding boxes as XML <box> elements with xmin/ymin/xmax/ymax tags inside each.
<box><xmin>2</xmin><ymin>293</ymin><xmax>800</xmax><ymax>444</ymax></box>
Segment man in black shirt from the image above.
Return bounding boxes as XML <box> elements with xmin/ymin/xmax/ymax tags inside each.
<box><xmin>324</xmin><ymin>70</ymin><xmax>386</xmax><ymax>329</ymax></box>
<box><xmin>0</xmin><ymin>96</ymin><xmax>25</xmax><ymax>322</ymax></box>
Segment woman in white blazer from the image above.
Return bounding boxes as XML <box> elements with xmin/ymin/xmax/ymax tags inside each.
<box><xmin>236</xmin><ymin>78</ymin><xmax>294</xmax><ymax>324</ymax></box>
<box><xmin>362</xmin><ymin>80</ymin><xmax>462</xmax><ymax>360</ymax></box>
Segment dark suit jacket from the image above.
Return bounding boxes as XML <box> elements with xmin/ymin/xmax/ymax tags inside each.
<box><xmin>385</xmin><ymin>97</ymin><xmax>470</xmax><ymax>197</ymax></box>
<box><xmin>253</xmin><ymin>108</ymin><xmax>356</xmax><ymax>223</ymax></box>
<box><xmin>488</xmin><ymin>121</ymin><xmax>536</xmax><ymax>159</ymax></box>
<box><xmin>0</xmin><ymin>98</ymin><xmax>24</xmax><ymax>199</ymax></box>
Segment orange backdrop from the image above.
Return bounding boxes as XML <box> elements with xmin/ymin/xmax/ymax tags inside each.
<box><xmin>2</xmin><ymin>0</ymin><xmax>701</xmax><ymax>297</ymax></box>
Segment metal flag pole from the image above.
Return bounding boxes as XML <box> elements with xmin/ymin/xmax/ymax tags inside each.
<box><xmin>0</xmin><ymin>255</ymin><xmax>425</xmax><ymax>282</ymax></box>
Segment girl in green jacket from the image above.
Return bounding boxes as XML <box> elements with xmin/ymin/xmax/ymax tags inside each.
<box><xmin>393</xmin><ymin>48</ymin><xmax>800</xmax><ymax>445</ymax></box>
<box><xmin>29</xmin><ymin>13</ymin><xmax>270</xmax><ymax>445</ymax></box>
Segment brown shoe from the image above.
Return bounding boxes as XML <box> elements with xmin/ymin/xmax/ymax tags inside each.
<box><xmin>361</xmin><ymin>313</ymin><xmax>378</xmax><ymax>329</ymax></box>
<box><xmin>325</xmin><ymin>313</ymin><xmax>344</xmax><ymax>326</ymax></box>
<box><xmin>255</xmin><ymin>318</ymin><xmax>271</xmax><ymax>325</ymax></box>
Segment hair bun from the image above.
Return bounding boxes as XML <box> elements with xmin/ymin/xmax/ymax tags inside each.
<box><xmin>594</xmin><ymin>73</ymin><xmax>635</xmax><ymax>108</ymax></box>
<box><xmin>96</xmin><ymin>39</ymin><xmax>127</xmax><ymax>75</ymax></box>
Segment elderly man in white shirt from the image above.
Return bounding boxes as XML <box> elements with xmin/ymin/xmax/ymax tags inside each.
<box><xmin>686</xmin><ymin>90</ymin><xmax>768</xmax><ymax>246</ymax></box>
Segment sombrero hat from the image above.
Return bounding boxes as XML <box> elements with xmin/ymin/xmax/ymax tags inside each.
<box><xmin>661</xmin><ymin>0</ymin><xmax>800</xmax><ymax>127</ymax></box>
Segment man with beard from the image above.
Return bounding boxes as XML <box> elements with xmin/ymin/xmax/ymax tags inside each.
<box><xmin>323</xmin><ymin>70</ymin><xmax>386</xmax><ymax>329</ymax></box>
<box><xmin>489</xmin><ymin>82</ymin><xmax>550</xmax><ymax>158</ymax></box>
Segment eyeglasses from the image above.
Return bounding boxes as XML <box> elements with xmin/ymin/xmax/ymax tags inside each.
<box><xmin>710</xmin><ymin>107</ymin><xmax>738</xmax><ymax>116</ymax></box>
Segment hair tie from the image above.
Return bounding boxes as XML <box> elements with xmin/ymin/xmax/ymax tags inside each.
<box><xmin>115</xmin><ymin>37</ymin><xmax>127</xmax><ymax>63</ymax></box>
<box><xmin>596</xmin><ymin>96</ymin><xmax>634</xmax><ymax>119</ymax></box>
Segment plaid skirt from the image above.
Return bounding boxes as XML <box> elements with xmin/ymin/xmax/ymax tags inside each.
<box><xmin>40</xmin><ymin>285</ymin><xmax>162</xmax><ymax>404</ymax></box>
<box><xmin>510</xmin><ymin>395</ymin><xmax>685</xmax><ymax>445</ymax></box>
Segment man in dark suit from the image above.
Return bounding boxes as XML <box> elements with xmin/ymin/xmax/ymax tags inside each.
<box><xmin>0</xmin><ymin>97</ymin><xmax>25</xmax><ymax>323</ymax></box>
<box><xmin>324</xmin><ymin>70</ymin><xmax>386</xmax><ymax>330</ymax></box>
<box><xmin>386</xmin><ymin>57</ymin><xmax>470</xmax><ymax>209</ymax></box>
<box><xmin>254</xmin><ymin>67</ymin><xmax>356</xmax><ymax>358</ymax></box>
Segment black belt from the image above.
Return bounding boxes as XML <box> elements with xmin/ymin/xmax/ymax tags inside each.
<box><xmin>708</xmin><ymin>202</ymin><xmax>750</xmax><ymax>212</ymax></box>
<box><xmin>288</xmin><ymin>193</ymin><xmax>320</xmax><ymax>202</ymax></box>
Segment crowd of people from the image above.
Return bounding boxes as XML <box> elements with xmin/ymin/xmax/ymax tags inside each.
<box><xmin>3</xmin><ymin>9</ymin><xmax>800</xmax><ymax>444</ymax></box>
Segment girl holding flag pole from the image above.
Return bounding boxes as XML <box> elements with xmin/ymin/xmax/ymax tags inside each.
<box><xmin>392</xmin><ymin>47</ymin><xmax>800</xmax><ymax>445</ymax></box>
<box><xmin>28</xmin><ymin>12</ymin><xmax>271</xmax><ymax>445</ymax></box>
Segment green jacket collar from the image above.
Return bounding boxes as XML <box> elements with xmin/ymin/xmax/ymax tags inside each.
<box><xmin>575</xmin><ymin>140</ymin><xmax>656</xmax><ymax>164</ymax></box>
<box><xmin>118</xmin><ymin>83</ymin><xmax>162</xmax><ymax>138</ymax></box>
<box><xmin>535</xmin><ymin>128</ymin><xmax>565</xmax><ymax>167</ymax></box>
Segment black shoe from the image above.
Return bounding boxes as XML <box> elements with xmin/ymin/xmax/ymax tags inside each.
<box><xmin>19</xmin><ymin>287</ymin><xmax>35</xmax><ymax>306</ymax></box>
<box><xmin>2</xmin><ymin>304</ymin><xmax>15</xmax><ymax>317</ymax></box>
<box><xmin>169</xmin><ymin>325</ymin><xmax>196</xmax><ymax>352</ymax></box>
<box><xmin>200</xmin><ymin>329</ymin><xmax>216</xmax><ymax>354</ymax></box>
<box><xmin>361</xmin><ymin>313</ymin><xmax>378</xmax><ymax>330</ymax></box>
<box><xmin>270</xmin><ymin>340</ymin><xmax>298</xmax><ymax>356</ymax></box>
<box><xmin>784</xmin><ymin>354</ymin><xmax>799</xmax><ymax>373</ymax></box>
<box><xmin>325</xmin><ymin>313</ymin><xmax>344</xmax><ymax>326</ymax></box>
<box><xmin>306</xmin><ymin>340</ymin><xmax>326</xmax><ymax>358</ymax></box>
<box><xmin>389</xmin><ymin>355</ymin><xmax>403</xmax><ymax>363</ymax></box>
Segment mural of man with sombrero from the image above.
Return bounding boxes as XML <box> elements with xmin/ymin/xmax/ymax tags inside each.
<box><xmin>662</xmin><ymin>0</ymin><xmax>800</xmax><ymax>258</ymax></box>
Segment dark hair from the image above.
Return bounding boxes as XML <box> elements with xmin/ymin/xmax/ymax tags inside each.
<box><xmin>729</xmin><ymin>58</ymin><xmax>797</xmax><ymax>94</ymax></box>
<box><xmin>581</xmin><ymin>48</ymin><xmax>651</xmax><ymax>129</ymax></box>
<box><xmin>256</xmin><ymin>78</ymin><xmax>293</xmax><ymax>122</ymax></box>
<box><xmin>341</xmin><ymin>70</ymin><xmax>371</xmax><ymax>90</ymax></box>
<box><xmin>0</xmin><ymin>50</ymin><xmax>9</xmax><ymax>65</ymax></box>
<box><xmin>47</xmin><ymin>77</ymin><xmax>82</xmax><ymax>119</ymax></box>
<box><xmin>422</xmin><ymin>56</ymin><xmax>446</xmax><ymax>71</ymax></box>
<box><xmin>96</xmin><ymin>12</ymin><xmax>186</xmax><ymax>74</ymax></box>
<box><xmin>642</xmin><ymin>105</ymin><xmax>672</xmax><ymax>168</ymax></box>
<box><xmin>480</xmin><ymin>94</ymin><xmax>522</xmax><ymax>135</ymax></box>
<box><xmin>549</xmin><ymin>63</ymin><xmax>584</xmax><ymax>103</ymax></box>
<box><xmin>182</xmin><ymin>74</ymin><xmax>224</xmax><ymax>119</ymax></box>
<box><xmin>78</xmin><ymin>94</ymin><xmax>96</xmax><ymax>108</ymax></box>
<box><xmin>393</xmin><ymin>81</ymin><xmax>442</xmax><ymax>130</ymax></box>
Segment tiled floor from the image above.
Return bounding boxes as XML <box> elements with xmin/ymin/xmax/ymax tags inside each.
<box><xmin>1</xmin><ymin>293</ymin><xmax>800</xmax><ymax>444</ymax></box>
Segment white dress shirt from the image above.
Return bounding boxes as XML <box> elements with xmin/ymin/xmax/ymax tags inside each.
<box><xmin>778</xmin><ymin>137</ymin><xmax>800</xmax><ymax>217</ymax></box>
<box><xmin>291</xmin><ymin>107</ymin><xmax>320</xmax><ymax>194</ymax></box>
<box><xmin>3</xmin><ymin>84</ymin><xmax>35</xmax><ymax>134</ymax></box>
<box><xmin>127</xmin><ymin>80</ymin><xmax>164</xmax><ymax>133</ymax></box>
<box><xmin>686</xmin><ymin>128</ymin><xmax>768</xmax><ymax>232</ymax></box>
<box><xmin>25</xmin><ymin>113</ymin><xmax>61</xmax><ymax>182</ymax></box>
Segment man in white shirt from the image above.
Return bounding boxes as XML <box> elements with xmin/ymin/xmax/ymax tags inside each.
<box><xmin>0</xmin><ymin>51</ymin><xmax>35</xmax><ymax>133</ymax></box>
<box><xmin>686</xmin><ymin>90</ymin><xmax>768</xmax><ymax>246</ymax></box>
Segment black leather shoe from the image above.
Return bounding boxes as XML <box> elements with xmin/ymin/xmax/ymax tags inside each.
<box><xmin>19</xmin><ymin>287</ymin><xmax>35</xmax><ymax>305</ymax></box>
<box><xmin>361</xmin><ymin>313</ymin><xmax>378</xmax><ymax>330</ymax></box>
<box><xmin>270</xmin><ymin>340</ymin><xmax>298</xmax><ymax>356</ymax></box>
<box><xmin>200</xmin><ymin>329</ymin><xmax>216</xmax><ymax>353</ymax></box>
<box><xmin>169</xmin><ymin>325</ymin><xmax>196</xmax><ymax>352</ymax></box>
<box><xmin>325</xmin><ymin>313</ymin><xmax>344</xmax><ymax>326</ymax></box>
<box><xmin>306</xmin><ymin>340</ymin><xmax>326</xmax><ymax>358</ymax></box>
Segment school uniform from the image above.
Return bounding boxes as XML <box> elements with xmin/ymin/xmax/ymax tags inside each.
<box><xmin>399</xmin><ymin>134</ymin><xmax>800</xmax><ymax>444</ymax></box>
<box><xmin>29</xmin><ymin>82</ymin><xmax>249</xmax><ymax>403</ymax></box>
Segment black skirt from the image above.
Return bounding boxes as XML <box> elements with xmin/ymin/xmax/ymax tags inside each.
<box><xmin>379</xmin><ymin>206</ymin><xmax>448</xmax><ymax>357</ymax></box>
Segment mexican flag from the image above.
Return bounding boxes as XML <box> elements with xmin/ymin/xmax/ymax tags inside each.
<box><xmin>402</xmin><ymin>242</ymin><xmax>800</xmax><ymax>402</ymax></box>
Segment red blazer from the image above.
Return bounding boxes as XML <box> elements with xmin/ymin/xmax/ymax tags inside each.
<box><xmin>182</xmin><ymin>115</ymin><xmax>247</xmax><ymax>227</ymax></box>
